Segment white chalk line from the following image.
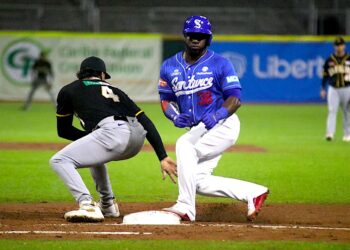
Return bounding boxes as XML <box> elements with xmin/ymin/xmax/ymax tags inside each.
<box><xmin>10</xmin><ymin>223</ymin><xmax>350</xmax><ymax>232</ymax></box>
<box><xmin>0</xmin><ymin>230</ymin><xmax>152</xmax><ymax>235</ymax></box>
<box><xmin>203</xmin><ymin>224</ymin><xmax>350</xmax><ymax>231</ymax></box>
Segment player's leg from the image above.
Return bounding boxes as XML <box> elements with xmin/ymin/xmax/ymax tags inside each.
<box><xmin>195</xmin><ymin>114</ymin><xmax>267</xmax><ymax>199</ymax></box>
<box><xmin>44</xmin><ymin>82</ymin><xmax>56</xmax><ymax>107</ymax></box>
<box><xmin>50</xmin><ymin>119</ymin><xmax>145</xmax><ymax>204</ymax></box>
<box><xmin>170</xmin><ymin>114</ymin><xmax>241</xmax><ymax>220</ymax></box>
<box><xmin>196</xmin><ymin>158</ymin><xmax>267</xmax><ymax>202</ymax></box>
<box><xmin>90</xmin><ymin>164</ymin><xmax>120</xmax><ymax>217</ymax></box>
<box><xmin>89</xmin><ymin>163</ymin><xmax>114</xmax><ymax>201</ymax></box>
<box><xmin>167</xmin><ymin>123</ymin><xmax>208</xmax><ymax>220</ymax></box>
<box><xmin>50</xmin><ymin>135</ymin><xmax>101</xmax><ymax>204</ymax></box>
<box><xmin>340</xmin><ymin>87</ymin><xmax>350</xmax><ymax>141</ymax></box>
<box><xmin>326</xmin><ymin>86</ymin><xmax>340</xmax><ymax>140</ymax></box>
<box><xmin>22</xmin><ymin>82</ymin><xmax>39</xmax><ymax>110</ymax></box>
<box><xmin>194</xmin><ymin>114</ymin><xmax>268</xmax><ymax>220</ymax></box>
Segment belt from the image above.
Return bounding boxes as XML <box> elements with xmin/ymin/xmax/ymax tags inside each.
<box><xmin>113</xmin><ymin>115</ymin><xmax>128</xmax><ymax>122</ymax></box>
<box><xmin>93</xmin><ymin>115</ymin><xmax>128</xmax><ymax>131</ymax></box>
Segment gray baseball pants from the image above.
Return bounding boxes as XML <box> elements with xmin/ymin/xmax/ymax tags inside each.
<box><xmin>23</xmin><ymin>79</ymin><xmax>56</xmax><ymax>110</ymax></box>
<box><xmin>327</xmin><ymin>86</ymin><xmax>350</xmax><ymax>137</ymax></box>
<box><xmin>49</xmin><ymin>116</ymin><xmax>146</xmax><ymax>204</ymax></box>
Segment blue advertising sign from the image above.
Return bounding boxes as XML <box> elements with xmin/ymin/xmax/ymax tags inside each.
<box><xmin>211</xmin><ymin>40</ymin><xmax>333</xmax><ymax>102</ymax></box>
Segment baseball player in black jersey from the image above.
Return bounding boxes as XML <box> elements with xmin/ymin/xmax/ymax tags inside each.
<box><xmin>22</xmin><ymin>51</ymin><xmax>56</xmax><ymax>110</ymax></box>
<box><xmin>321</xmin><ymin>37</ymin><xmax>350</xmax><ymax>142</ymax></box>
<box><xmin>50</xmin><ymin>56</ymin><xmax>177</xmax><ymax>222</ymax></box>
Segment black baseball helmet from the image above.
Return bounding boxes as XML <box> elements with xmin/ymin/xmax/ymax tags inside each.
<box><xmin>80</xmin><ymin>56</ymin><xmax>111</xmax><ymax>79</ymax></box>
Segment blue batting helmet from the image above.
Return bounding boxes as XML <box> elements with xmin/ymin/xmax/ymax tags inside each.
<box><xmin>183</xmin><ymin>15</ymin><xmax>212</xmax><ymax>45</ymax></box>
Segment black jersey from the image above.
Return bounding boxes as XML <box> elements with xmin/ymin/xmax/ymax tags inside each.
<box><xmin>33</xmin><ymin>58</ymin><xmax>52</xmax><ymax>80</ymax></box>
<box><xmin>322</xmin><ymin>53</ymin><xmax>350</xmax><ymax>89</ymax></box>
<box><xmin>56</xmin><ymin>79</ymin><xmax>142</xmax><ymax>131</ymax></box>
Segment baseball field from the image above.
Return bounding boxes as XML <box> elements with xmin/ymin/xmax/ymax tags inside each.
<box><xmin>0</xmin><ymin>102</ymin><xmax>349</xmax><ymax>249</ymax></box>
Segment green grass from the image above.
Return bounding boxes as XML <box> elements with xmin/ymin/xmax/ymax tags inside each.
<box><xmin>0</xmin><ymin>102</ymin><xmax>348</xmax><ymax>204</ymax></box>
<box><xmin>0</xmin><ymin>240</ymin><xmax>349</xmax><ymax>250</ymax></box>
<box><xmin>0</xmin><ymin>103</ymin><xmax>349</xmax><ymax>249</ymax></box>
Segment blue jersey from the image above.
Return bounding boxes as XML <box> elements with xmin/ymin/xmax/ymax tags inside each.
<box><xmin>158</xmin><ymin>50</ymin><xmax>241</xmax><ymax>126</ymax></box>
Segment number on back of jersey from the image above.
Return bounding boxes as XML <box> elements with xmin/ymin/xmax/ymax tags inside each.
<box><xmin>101</xmin><ymin>86</ymin><xmax>120</xmax><ymax>102</ymax></box>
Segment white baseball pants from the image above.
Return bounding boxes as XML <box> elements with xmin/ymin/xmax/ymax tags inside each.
<box><xmin>172</xmin><ymin>114</ymin><xmax>268</xmax><ymax>221</ymax></box>
<box><xmin>326</xmin><ymin>85</ymin><xmax>350</xmax><ymax>137</ymax></box>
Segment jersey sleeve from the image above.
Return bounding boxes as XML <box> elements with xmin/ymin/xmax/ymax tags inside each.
<box><xmin>158</xmin><ymin>61</ymin><xmax>177</xmax><ymax>101</ymax></box>
<box><xmin>56</xmin><ymin>87</ymin><xmax>74</xmax><ymax>117</ymax></box>
<box><xmin>321</xmin><ymin>58</ymin><xmax>330</xmax><ymax>89</ymax></box>
<box><xmin>219</xmin><ymin>58</ymin><xmax>242</xmax><ymax>91</ymax></box>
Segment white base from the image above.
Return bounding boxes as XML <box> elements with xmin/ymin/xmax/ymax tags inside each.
<box><xmin>122</xmin><ymin>210</ymin><xmax>181</xmax><ymax>225</ymax></box>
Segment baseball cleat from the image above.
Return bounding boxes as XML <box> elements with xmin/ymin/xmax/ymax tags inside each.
<box><xmin>97</xmin><ymin>199</ymin><xmax>120</xmax><ymax>218</ymax></box>
<box><xmin>247</xmin><ymin>190</ymin><xmax>269</xmax><ymax>222</ymax></box>
<box><xmin>342</xmin><ymin>135</ymin><xmax>350</xmax><ymax>142</ymax></box>
<box><xmin>162</xmin><ymin>207</ymin><xmax>191</xmax><ymax>221</ymax></box>
<box><xmin>325</xmin><ymin>135</ymin><xmax>333</xmax><ymax>141</ymax></box>
<box><xmin>64</xmin><ymin>201</ymin><xmax>104</xmax><ymax>223</ymax></box>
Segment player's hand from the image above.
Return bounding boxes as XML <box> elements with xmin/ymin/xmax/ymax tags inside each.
<box><xmin>173</xmin><ymin>114</ymin><xmax>191</xmax><ymax>128</ymax></box>
<box><xmin>202</xmin><ymin>107</ymin><xmax>229</xmax><ymax>130</ymax></box>
<box><xmin>160</xmin><ymin>156</ymin><xmax>177</xmax><ymax>184</ymax></box>
<box><xmin>320</xmin><ymin>89</ymin><xmax>327</xmax><ymax>99</ymax></box>
<box><xmin>202</xmin><ymin>112</ymin><xmax>218</xmax><ymax>130</ymax></box>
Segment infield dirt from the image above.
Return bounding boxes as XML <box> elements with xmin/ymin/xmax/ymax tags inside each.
<box><xmin>0</xmin><ymin>202</ymin><xmax>349</xmax><ymax>241</ymax></box>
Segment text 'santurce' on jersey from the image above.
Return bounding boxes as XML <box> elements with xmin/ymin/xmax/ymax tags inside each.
<box><xmin>158</xmin><ymin>50</ymin><xmax>241</xmax><ymax>126</ymax></box>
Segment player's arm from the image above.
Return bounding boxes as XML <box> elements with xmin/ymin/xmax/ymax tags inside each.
<box><xmin>56</xmin><ymin>87</ymin><xmax>89</xmax><ymax>141</ymax></box>
<box><xmin>121</xmin><ymin>92</ymin><xmax>177</xmax><ymax>183</ymax></box>
<box><xmin>202</xmin><ymin>59</ymin><xmax>242</xmax><ymax>130</ymax></box>
<box><xmin>160</xmin><ymin>97</ymin><xmax>191</xmax><ymax>128</ymax></box>
<box><xmin>219</xmin><ymin>60</ymin><xmax>242</xmax><ymax>116</ymax></box>
<box><xmin>158</xmin><ymin>70</ymin><xmax>180</xmax><ymax>122</ymax></box>
<box><xmin>222</xmin><ymin>89</ymin><xmax>241</xmax><ymax>115</ymax></box>
<box><xmin>158</xmin><ymin>74</ymin><xmax>190</xmax><ymax>128</ymax></box>
<box><xmin>56</xmin><ymin>115</ymin><xmax>89</xmax><ymax>141</ymax></box>
<box><xmin>136</xmin><ymin>112</ymin><xmax>177</xmax><ymax>182</ymax></box>
<box><xmin>202</xmin><ymin>89</ymin><xmax>241</xmax><ymax>130</ymax></box>
<box><xmin>320</xmin><ymin>59</ymin><xmax>330</xmax><ymax>99</ymax></box>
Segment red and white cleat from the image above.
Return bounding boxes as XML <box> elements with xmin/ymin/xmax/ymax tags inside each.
<box><xmin>247</xmin><ymin>190</ymin><xmax>269</xmax><ymax>222</ymax></box>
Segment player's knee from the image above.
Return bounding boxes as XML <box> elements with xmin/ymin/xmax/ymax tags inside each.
<box><xmin>328</xmin><ymin>108</ymin><xmax>337</xmax><ymax>113</ymax></box>
<box><xmin>196</xmin><ymin>175</ymin><xmax>210</xmax><ymax>194</ymax></box>
<box><xmin>49</xmin><ymin>154</ymin><xmax>65</xmax><ymax>171</ymax></box>
<box><xmin>195</xmin><ymin>148</ymin><xmax>212</xmax><ymax>160</ymax></box>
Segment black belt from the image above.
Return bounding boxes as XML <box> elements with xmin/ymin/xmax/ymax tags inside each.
<box><xmin>113</xmin><ymin>115</ymin><xmax>128</xmax><ymax>122</ymax></box>
<box><xmin>93</xmin><ymin>115</ymin><xmax>128</xmax><ymax>131</ymax></box>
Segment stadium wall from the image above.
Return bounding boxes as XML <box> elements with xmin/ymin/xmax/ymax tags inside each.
<box><xmin>0</xmin><ymin>32</ymin><xmax>348</xmax><ymax>102</ymax></box>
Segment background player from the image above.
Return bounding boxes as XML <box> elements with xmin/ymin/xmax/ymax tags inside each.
<box><xmin>50</xmin><ymin>56</ymin><xmax>177</xmax><ymax>222</ymax></box>
<box><xmin>321</xmin><ymin>37</ymin><xmax>350</xmax><ymax>142</ymax></box>
<box><xmin>22</xmin><ymin>51</ymin><xmax>56</xmax><ymax>110</ymax></box>
<box><xmin>158</xmin><ymin>16</ymin><xmax>269</xmax><ymax>222</ymax></box>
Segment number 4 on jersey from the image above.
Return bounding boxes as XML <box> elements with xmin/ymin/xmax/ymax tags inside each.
<box><xmin>101</xmin><ymin>86</ymin><xmax>119</xmax><ymax>102</ymax></box>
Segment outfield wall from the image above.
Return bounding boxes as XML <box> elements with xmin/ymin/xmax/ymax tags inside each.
<box><xmin>0</xmin><ymin>32</ymin><xmax>162</xmax><ymax>102</ymax></box>
<box><xmin>165</xmin><ymin>35</ymin><xmax>350</xmax><ymax>103</ymax></box>
<box><xmin>0</xmin><ymin>32</ymin><xmax>348</xmax><ymax>102</ymax></box>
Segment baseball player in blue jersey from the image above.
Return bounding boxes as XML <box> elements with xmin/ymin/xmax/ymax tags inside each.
<box><xmin>158</xmin><ymin>16</ymin><xmax>269</xmax><ymax>222</ymax></box>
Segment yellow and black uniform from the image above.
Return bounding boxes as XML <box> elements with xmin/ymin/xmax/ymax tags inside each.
<box><xmin>50</xmin><ymin>56</ymin><xmax>175</xmax><ymax>222</ymax></box>
<box><xmin>322</xmin><ymin>53</ymin><xmax>350</xmax><ymax>89</ymax></box>
<box><xmin>56</xmin><ymin>78</ymin><xmax>167</xmax><ymax>161</ymax></box>
<box><xmin>33</xmin><ymin>58</ymin><xmax>53</xmax><ymax>81</ymax></box>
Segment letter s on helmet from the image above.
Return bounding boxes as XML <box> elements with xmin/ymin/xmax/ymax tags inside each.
<box><xmin>183</xmin><ymin>15</ymin><xmax>213</xmax><ymax>45</ymax></box>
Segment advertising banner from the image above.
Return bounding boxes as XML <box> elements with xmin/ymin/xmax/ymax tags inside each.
<box><xmin>211</xmin><ymin>38</ymin><xmax>335</xmax><ymax>102</ymax></box>
<box><xmin>0</xmin><ymin>32</ymin><xmax>162</xmax><ymax>101</ymax></box>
